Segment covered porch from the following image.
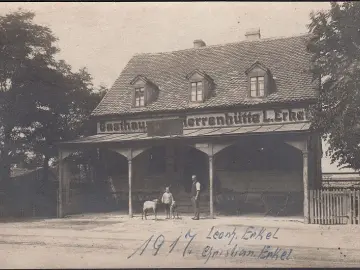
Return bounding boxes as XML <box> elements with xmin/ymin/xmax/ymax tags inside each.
<box><xmin>57</xmin><ymin>122</ymin><xmax>321</xmax><ymax>223</ymax></box>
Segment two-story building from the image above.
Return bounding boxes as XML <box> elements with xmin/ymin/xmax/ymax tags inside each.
<box><xmin>58</xmin><ymin>29</ymin><xmax>322</xmax><ymax>223</ymax></box>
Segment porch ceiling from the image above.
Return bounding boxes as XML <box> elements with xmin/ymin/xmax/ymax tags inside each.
<box><xmin>59</xmin><ymin>122</ymin><xmax>310</xmax><ymax>146</ymax></box>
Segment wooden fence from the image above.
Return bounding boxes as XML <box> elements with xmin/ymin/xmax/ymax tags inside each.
<box><xmin>309</xmin><ymin>189</ymin><xmax>360</xmax><ymax>225</ymax></box>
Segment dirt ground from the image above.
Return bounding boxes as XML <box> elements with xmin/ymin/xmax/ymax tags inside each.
<box><xmin>0</xmin><ymin>212</ymin><xmax>360</xmax><ymax>268</ymax></box>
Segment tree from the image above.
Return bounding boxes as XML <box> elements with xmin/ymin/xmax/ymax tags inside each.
<box><xmin>307</xmin><ymin>2</ymin><xmax>360</xmax><ymax>171</ymax></box>
<box><xmin>0</xmin><ymin>9</ymin><xmax>107</xmax><ymax>186</ymax></box>
<box><xmin>0</xmin><ymin>9</ymin><xmax>59</xmax><ymax>184</ymax></box>
<box><xmin>25</xmin><ymin>63</ymin><xmax>106</xmax><ymax>183</ymax></box>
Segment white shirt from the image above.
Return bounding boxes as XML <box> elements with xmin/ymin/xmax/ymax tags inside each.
<box><xmin>196</xmin><ymin>182</ymin><xmax>201</xmax><ymax>191</ymax></box>
<box><xmin>161</xmin><ymin>192</ymin><xmax>173</xmax><ymax>204</ymax></box>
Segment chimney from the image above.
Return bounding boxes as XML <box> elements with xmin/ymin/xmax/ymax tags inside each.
<box><xmin>245</xmin><ymin>28</ymin><xmax>261</xmax><ymax>41</ymax></box>
<box><xmin>193</xmin><ymin>39</ymin><xmax>206</xmax><ymax>48</ymax></box>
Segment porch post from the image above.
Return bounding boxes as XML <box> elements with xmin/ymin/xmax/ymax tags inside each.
<box><xmin>58</xmin><ymin>153</ymin><xmax>64</xmax><ymax>218</ymax></box>
<box><xmin>64</xmin><ymin>162</ymin><xmax>71</xmax><ymax>206</ymax></box>
<box><xmin>316</xmin><ymin>135</ymin><xmax>323</xmax><ymax>189</ymax></box>
<box><xmin>193</xmin><ymin>142</ymin><xmax>232</xmax><ymax>219</ymax></box>
<box><xmin>209</xmin><ymin>155</ymin><xmax>214</xmax><ymax>219</ymax></box>
<box><xmin>113</xmin><ymin>147</ymin><xmax>148</xmax><ymax>219</ymax></box>
<box><xmin>58</xmin><ymin>149</ymin><xmax>72</xmax><ymax>218</ymax></box>
<box><xmin>284</xmin><ymin>137</ymin><xmax>311</xmax><ymax>224</ymax></box>
<box><xmin>128</xmin><ymin>158</ymin><xmax>133</xmax><ymax>218</ymax></box>
<box><xmin>303</xmin><ymin>150</ymin><xmax>309</xmax><ymax>224</ymax></box>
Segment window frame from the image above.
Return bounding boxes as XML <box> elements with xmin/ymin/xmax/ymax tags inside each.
<box><xmin>245</xmin><ymin>62</ymin><xmax>274</xmax><ymax>99</ymax></box>
<box><xmin>130</xmin><ymin>75</ymin><xmax>158</xmax><ymax>108</ymax></box>
<box><xmin>190</xmin><ymin>81</ymin><xmax>204</xmax><ymax>102</ymax></box>
<box><xmin>186</xmin><ymin>70</ymin><xmax>213</xmax><ymax>103</ymax></box>
<box><xmin>250</xmin><ymin>76</ymin><xmax>265</xmax><ymax>98</ymax></box>
<box><xmin>134</xmin><ymin>86</ymin><xmax>145</xmax><ymax>107</ymax></box>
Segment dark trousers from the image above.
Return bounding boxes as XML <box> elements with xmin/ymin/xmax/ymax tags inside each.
<box><xmin>192</xmin><ymin>196</ymin><xmax>200</xmax><ymax>219</ymax></box>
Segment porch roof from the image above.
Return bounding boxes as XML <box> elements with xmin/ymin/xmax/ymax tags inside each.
<box><xmin>60</xmin><ymin>122</ymin><xmax>310</xmax><ymax>146</ymax></box>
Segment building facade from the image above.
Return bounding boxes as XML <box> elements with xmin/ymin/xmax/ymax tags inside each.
<box><xmin>59</xmin><ymin>30</ymin><xmax>322</xmax><ymax>223</ymax></box>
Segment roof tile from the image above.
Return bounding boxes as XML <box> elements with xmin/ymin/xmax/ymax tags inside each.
<box><xmin>92</xmin><ymin>34</ymin><xmax>318</xmax><ymax>117</ymax></box>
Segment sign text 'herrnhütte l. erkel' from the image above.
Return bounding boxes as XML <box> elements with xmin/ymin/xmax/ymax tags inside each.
<box><xmin>98</xmin><ymin>108</ymin><xmax>309</xmax><ymax>134</ymax></box>
<box><xmin>59</xmin><ymin>30</ymin><xmax>322</xmax><ymax>224</ymax></box>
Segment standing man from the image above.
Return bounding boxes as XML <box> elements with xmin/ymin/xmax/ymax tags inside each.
<box><xmin>191</xmin><ymin>175</ymin><xmax>201</xmax><ymax>220</ymax></box>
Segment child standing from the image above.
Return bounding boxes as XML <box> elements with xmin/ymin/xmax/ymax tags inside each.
<box><xmin>161</xmin><ymin>187</ymin><xmax>174</xmax><ymax>219</ymax></box>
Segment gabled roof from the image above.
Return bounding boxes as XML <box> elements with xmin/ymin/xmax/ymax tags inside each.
<box><xmin>92</xmin><ymin>34</ymin><xmax>318</xmax><ymax>117</ymax></box>
<box><xmin>244</xmin><ymin>61</ymin><xmax>269</xmax><ymax>75</ymax></box>
<box><xmin>129</xmin><ymin>75</ymin><xmax>150</xmax><ymax>85</ymax></box>
<box><xmin>185</xmin><ymin>69</ymin><xmax>213</xmax><ymax>82</ymax></box>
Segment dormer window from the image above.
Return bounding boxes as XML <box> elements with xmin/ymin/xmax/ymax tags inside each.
<box><xmin>245</xmin><ymin>61</ymin><xmax>275</xmax><ymax>98</ymax></box>
<box><xmin>191</xmin><ymin>81</ymin><xmax>203</xmax><ymax>102</ymax></box>
<box><xmin>186</xmin><ymin>70</ymin><xmax>213</xmax><ymax>103</ymax></box>
<box><xmin>250</xmin><ymin>76</ymin><xmax>265</xmax><ymax>97</ymax></box>
<box><xmin>134</xmin><ymin>87</ymin><xmax>145</xmax><ymax>107</ymax></box>
<box><xmin>130</xmin><ymin>75</ymin><xmax>159</xmax><ymax>107</ymax></box>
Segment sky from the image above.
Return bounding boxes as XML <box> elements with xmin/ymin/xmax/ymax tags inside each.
<box><xmin>0</xmin><ymin>2</ymin><xmax>355</xmax><ymax>173</ymax></box>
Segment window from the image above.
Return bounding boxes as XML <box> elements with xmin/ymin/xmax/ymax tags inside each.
<box><xmin>245</xmin><ymin>62</ymin><xmax>272</xmax><ymax>98</ymax></box>
<box><xmin>250</xmin><ymin>76</ymin><xmax>265</xmax><ymax>97</ymax></box>
<box><xmin>191</xmin><ymin>81</ymin><xmax>203</xmax><ymax>102</ymax></box>
<box><xmin>186</xmin><ymin>70</ymin><xmax>213</xmax><ymax>103</ymax></box>
<box><xmin>130</xmin><ymin>76</ymin><xmax>159</xmax><ymax>107</ymax></box>
<box><xmin>134</xmin><ymin>87</ymin><xmax>145</xmax><ymax>107</ymax></box>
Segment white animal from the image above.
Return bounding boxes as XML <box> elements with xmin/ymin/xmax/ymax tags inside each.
<box><xmin>142</xmin><ymin>199</ymin><xmax>160</xmax><ymax>220</ymax></box>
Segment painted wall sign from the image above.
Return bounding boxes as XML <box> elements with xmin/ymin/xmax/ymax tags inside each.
<box><xmin>97</xmin><ymin>108</ymin><xmax>309</xmax><ymax>134</ymax></box>
<box><xmin>146</xmin><ymin>118</ymin><xmax>183</xmax><ymax>136</ymax></box>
